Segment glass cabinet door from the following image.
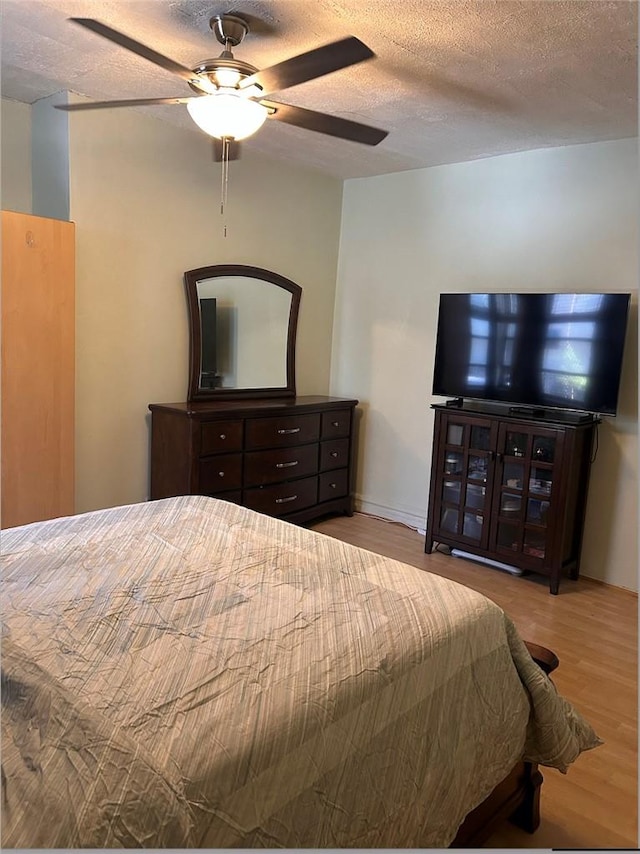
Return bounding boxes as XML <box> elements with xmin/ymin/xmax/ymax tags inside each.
<box><xmin>436</xmin><ymin>417</ymin><xmax>493</xmax><ymax>547</ymax></box>
<box><xmin>492</xmin><ymin>424</ymin><xmax>561</xmax><ymax>564</ymax></box>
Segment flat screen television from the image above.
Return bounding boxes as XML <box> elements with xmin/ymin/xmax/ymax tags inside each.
<box><xmin>200</xmin><ymin>297</ymin><xmax>217</xmax><ymax>389</ymax></box>
<box><xmin>432</xmin><ymin>292</ymin><xmax>631</xmax><ymax>416</ymax></box>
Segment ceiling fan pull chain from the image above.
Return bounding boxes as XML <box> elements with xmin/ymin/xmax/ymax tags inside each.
<box><xmin>220</xmin><ymin>136</ymin><xmax>226</xmax><ymax>214</ymax></box>
<box><xmin>220</xmin><ymin>136</ymin><xmax>231</xmax><ymax>236</ymax></box>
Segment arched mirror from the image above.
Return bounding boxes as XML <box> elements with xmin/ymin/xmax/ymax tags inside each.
<box><xmin>184</xmin><ymin>264</ymin><xmax>301</xmax><ymax>401</ymax></box>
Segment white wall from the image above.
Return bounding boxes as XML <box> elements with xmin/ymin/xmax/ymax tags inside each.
<box><xmin>1</xmin><ymin>98</ymin><xmax>32</xmax><ymax>213</ymax></box>
<box><xmin>332</xmin><ymin>139</ymin><xmax>638</xmax><ymax>591</ymax></box>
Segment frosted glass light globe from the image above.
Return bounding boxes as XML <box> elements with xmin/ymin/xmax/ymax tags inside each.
<box><xmin>187</xmin><ymin>93</ymin><xmax>268</xmax><ymax>140</ymax></box>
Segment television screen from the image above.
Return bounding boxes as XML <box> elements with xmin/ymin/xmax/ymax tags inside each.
<box><xmin>432</xmin><ymin>293</ymin><xmax>631</xmax><ymax>415</ymax></box>
<box><xmin>200</xmin><ymin>297</ymin><xmax>217</xmax><ymax>388</ymax></box>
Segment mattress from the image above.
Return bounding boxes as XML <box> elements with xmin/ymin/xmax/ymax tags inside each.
<box><xmin>1</xmin><ymin>495</ymin><xmax>600</xmax><ymax>848</ymax></box>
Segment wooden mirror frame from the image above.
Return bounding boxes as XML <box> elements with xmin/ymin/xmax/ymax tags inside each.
<box><xmin>184</xmin><ymin>264</ymin><xmax>302</xmax><ymax>402</ymax></box>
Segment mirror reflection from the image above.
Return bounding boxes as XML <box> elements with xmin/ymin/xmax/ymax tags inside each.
<box><xmin>184</xmin><ymin>265</ymin><xmax>301</xmax><ymax>402</ymax></box>
<box><xmin>196</xmin><ymin>276</ymin><xmax>292</xmax><ymax>390</ymax></box>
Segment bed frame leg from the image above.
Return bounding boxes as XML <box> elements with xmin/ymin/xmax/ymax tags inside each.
<box><xmin>509</xmin><ymin>765</ymin><xmax>543</xmax><ymax>833</ymax></box>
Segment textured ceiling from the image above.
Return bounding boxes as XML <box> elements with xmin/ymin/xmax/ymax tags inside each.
<box><xmin>1</xmin><ymin>0</ymin><xmax>637</xmax><ymax>179</ymax></box>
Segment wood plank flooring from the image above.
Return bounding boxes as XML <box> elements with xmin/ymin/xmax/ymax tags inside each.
<box><xmin>311</xmin><ymin>512</ymin><xmax>638</xmax><ymax>850</ymax></box>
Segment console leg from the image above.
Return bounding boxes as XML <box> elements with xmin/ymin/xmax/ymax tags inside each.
<box><xmin>549</xmin><ymin>576</ymin><xmax>560</xmax><ymax>595</ymax></box>
<box><xmin>509</xmin><ymin>767</ymin><xmax>543</xmax><ymax>834</ymax></box>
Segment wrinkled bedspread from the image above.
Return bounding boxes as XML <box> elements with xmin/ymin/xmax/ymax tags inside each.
<box><xmin>1</xmin><ymin>495</ymin><xmax>600</xmax><ymax>848</ymax></box>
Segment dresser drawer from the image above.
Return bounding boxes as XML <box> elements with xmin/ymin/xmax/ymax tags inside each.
<box><xmin>150</xmin><ymin>396</ymin><xmax>357</xmax><ymax>523</ymax></box>
<box><xmin>201</xmin><ymin>420</ymin><xmax>243</xmax><ymax>455</ymax></box>
<box><xmin>245</xmin><ymin>414</ymin><xmax>320</xmax><ymax>449</ymax></box>
<box><xmin>320</xmin><ymin>437</ymin><xmax>350</xmax><ymax>472</ymax></box>
<box><xmin>244</xmin><ymin>476</ymin><xmax>318</xmax><ymax>517</ymax></box>
<box><xmin>321</xmin><ymin>409</ymin><xmax>352</xmax><ymax>439</ymax></box>
<box><xmin>319</xmin><ymin>469</ymin><xmax>349</xmax><ymax>502</ymax></box>
<box><xmin>199</xmin><ymin>453</ymin><xmax>243</xmax><ymax>492</ymax></box>
<box><xmin>244</xmin><ymin>443</ymin><xmax>319</xmax><ymax>487</ymax></box>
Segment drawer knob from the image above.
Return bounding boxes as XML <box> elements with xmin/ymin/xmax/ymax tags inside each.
<box><xmin>330</xmin><ymin>482</ymin><xmax>337</xmax><ymax>489</ymax></box>
<box><xmin>218</xmin><ymin>471</ymin><xmax>225</xmax><ymax>477</ymax></box>
<box><xmin>276</xmin><ymin>460</ymin><xmax>299</xmax><ymax>469</ymax></box>
<box><xmin>277</xmin><ymin>427</ymin><xmax>301</xmax><ymax>435</ymax></box>
<box><xmin>332</xmin><ymin>421</ymin><xmax>340</xmax><ymax>428</ymax></box>
<box><xmin>330</xmin><ymin>451</ymin><xmax>339</xmax><ymax>458</ymax></box>
<box><xmin>219</xmin><ymin>433</ymin><xmax>226</xmax><ymax>440</ymax></box>
<box><xmin>275</xmin><ymin>494</ymin><xmax>298</xmax><ymax>504</ymax></box>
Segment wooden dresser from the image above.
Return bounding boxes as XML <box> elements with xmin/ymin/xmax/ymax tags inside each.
<box><xmin>149</xmin><ymin>395</ymin><xmax>358</xmax><ymax>524</ymax></box>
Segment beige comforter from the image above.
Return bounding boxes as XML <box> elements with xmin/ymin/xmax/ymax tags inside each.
<box><xmin>1</xmin><ymin>495</ymin><xmax>599</xmax><ymax>848</ymax></box>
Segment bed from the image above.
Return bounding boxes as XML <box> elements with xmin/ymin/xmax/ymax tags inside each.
<box><xmin>1</xmin><ymin>495</ymin><xmax>600</xmax><ymax>848</ymax></box>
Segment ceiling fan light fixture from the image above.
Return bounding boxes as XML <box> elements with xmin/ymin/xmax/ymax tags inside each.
<box><xmin>213</xmin><ymin>67</ymin><xmax>242</xmax><ymax>88</ymax></box>
<box><xmin>187</xmin><ymin>92</ymin><xmax>268</xmax><ymax>140</ymax></box>
<box><xmin>60</xmin><ymin>17</ymin><xmax>387</xmax><ymax>148</ymax></box>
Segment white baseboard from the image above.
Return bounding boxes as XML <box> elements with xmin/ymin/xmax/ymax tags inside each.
<box><xmin>354</xmin><ymin>495</ymin><xmax>426</xmax><ymax>533</ymax></box>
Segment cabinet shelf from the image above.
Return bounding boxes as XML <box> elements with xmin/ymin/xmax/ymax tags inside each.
<box><xmin>425</xmin><ymin>404</ymin><xmax>596</xmax><ymax>594</ymax></box>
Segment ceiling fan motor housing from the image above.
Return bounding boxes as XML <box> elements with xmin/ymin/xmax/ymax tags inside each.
<box><xmin>210</xmin><ymin>14</ymin><xmax>249</xmax><ymax>47</ymax></box>
<box><xmin>188</xmin><ymin>58</ymin><xmax>260</xmax><ymax>94</ymax></box>
<box><xmin>189</xmin><ymin>15</ymin><xmax>258</xmax><ymax>93</ymax></box>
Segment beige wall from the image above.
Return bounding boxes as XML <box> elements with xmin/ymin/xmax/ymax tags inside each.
<box><xmin>332</xmin><ymin>139</ymin><xmax>638</xmax><ymax>591</ymax></box>
<box><xmin>65</xmin><ymin>106</ymin><xmax>342</xmax><ymax>513</ymax></box>
<box><xmin>2</xmin><ymin>96</ymin><xmax>342</xmax><ymax>515</ymax></box>
<box><xmin>1</xmin><ymin>99</ymin><xmax>32</xmax><ymax>213</ymax></box>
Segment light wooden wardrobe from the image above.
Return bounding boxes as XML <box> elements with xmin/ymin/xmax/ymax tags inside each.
<box><xmin>1</xmin><ymin>210</ymin><xmax>75</xmax><ymax>528</ymax></box>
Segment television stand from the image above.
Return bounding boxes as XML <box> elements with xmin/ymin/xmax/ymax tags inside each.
<box><xmin>425</xmin><ymin>403</ymin><xmax>597</xmax><ymax>593</ymax></box>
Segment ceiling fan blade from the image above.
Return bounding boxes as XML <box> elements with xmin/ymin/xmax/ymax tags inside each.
<box><xmin>262</xmin><ymin>100</ymin><xmax>388</xmax><ymax>146</ymax></box>
<box><xmin>240</xmin><ymin>36</ymin><xmax>374</xmax><ymax>97</ymax></box>
<box><xmin>69</xmin><ymin>18</ymin><xmax>210</xmax><ymax>92</ymax></box>
<box><xmin>54</xmin><ymin>96</ymin><xmax>196</xmax><ymax>111</ymax></box>
<box><xmin>213</xmin><ymin>139</ymin><xmax>242</xmax><ymax>161</ymax></box>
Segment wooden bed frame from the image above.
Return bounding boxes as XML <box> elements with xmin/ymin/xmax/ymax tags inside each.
<box><xmin>451</xmin><ymin>641</ymin><xmax>559</xmax><ymax>848</ymax></box>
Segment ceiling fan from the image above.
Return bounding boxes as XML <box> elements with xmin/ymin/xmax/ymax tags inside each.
<box><xmin>55</xmin><ymin>13</ymin><xmax>389</xmax><ymax>156</ymax></box>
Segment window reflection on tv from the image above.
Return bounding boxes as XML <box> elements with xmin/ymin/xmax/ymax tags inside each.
<box><xmin>432</xmin><ymin>293</ymin><xmax>630</xmax><ymax>415</ymax></box>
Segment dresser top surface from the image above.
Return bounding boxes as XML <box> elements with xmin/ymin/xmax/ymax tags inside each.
<box><xmin>149</xmin><ymin>395</ymin><xmax>359</xmax><ymax>418</ymax></box>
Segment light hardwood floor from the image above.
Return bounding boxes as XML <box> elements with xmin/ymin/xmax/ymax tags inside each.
<box><xmin>311</xmin><ymin>512</ymin><xmax>638</xmax><ymax>850</ymax></box>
